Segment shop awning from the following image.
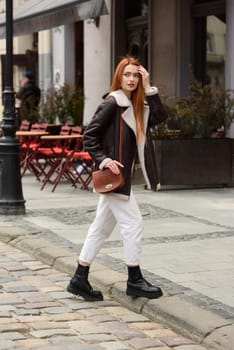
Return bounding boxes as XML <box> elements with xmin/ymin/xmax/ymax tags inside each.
<box><xmin>0</xmin><ymin>0</ymin><xmax>108</xmax><ymax>38</ymax></box>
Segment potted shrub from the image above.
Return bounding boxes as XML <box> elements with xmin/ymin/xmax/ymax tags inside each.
<box><xmin>40</xmin><ymin>84</ymin><xmax>84</xmax><ymax>125</ymax></box>
<box><xmin>153</xmin><ymin>78</ymin><xmax>234</xmax><ymax>140</ymax></box>
<box><xmin>150</xmin><ymin>79</ymin><xmax>234</xmax><ymax>188</ymax></box>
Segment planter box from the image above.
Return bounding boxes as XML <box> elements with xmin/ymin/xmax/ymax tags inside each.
<box><xmin>153</xmin><ymin>138</ymin><xmax>234</xmax><ymax>187</ymax></box>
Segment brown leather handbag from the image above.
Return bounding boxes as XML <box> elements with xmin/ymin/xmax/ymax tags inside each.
<box><xmin>92</xmin><ymin>115</ymin><xmax>125</xmax><ymax>193</ymax></box>
<box><xmin>92</xmin><ymin>167</ymin><xmax>124</xmax><ymax>193</ymax></box>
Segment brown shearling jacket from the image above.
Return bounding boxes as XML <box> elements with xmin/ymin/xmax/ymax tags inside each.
<box><xmin>83</xmin><ymin>89</ymin><xmax>168</xmax><ymax>196</ymax></box>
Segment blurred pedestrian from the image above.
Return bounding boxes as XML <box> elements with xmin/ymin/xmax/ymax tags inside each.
<box><xmin>67</xmin><ymin>55</ymin><xmax>168</xmax><ymax>301</ymax></box>
<box><xmin>16</xmin><ymin>71</ymin><xmax>41</xmax><ymax>124</ymax></box>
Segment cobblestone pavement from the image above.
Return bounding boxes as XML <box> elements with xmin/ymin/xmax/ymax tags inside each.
<box><xmin>0</xmin><ymin>241</ymin><xmax>206</xmax><ymax>350</ymax></box>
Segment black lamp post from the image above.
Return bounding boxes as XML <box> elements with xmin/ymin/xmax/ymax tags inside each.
<box><xmin>0</xmin><ymin>0</ymin><xmax>25</xmax><ymax>215</ymax></box>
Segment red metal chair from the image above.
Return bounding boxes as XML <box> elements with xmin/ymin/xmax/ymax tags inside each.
<box><xmin>18</xmin><ymin>120</ymin><xmax>31</xmax><ymax>166</ymax></box>
<box><xmin>19</xmin><ymin>119</ymin><xmax>31</xmax><ymax>131</ymax></box>
<box><xmin>59</xmin><ymin>126</ymin><xmax>94</xmax><ymax>191</ymax></box>
<box><xmin>18</xmin><ymin>130</ymin><xmax>49</xmax><ymax>180</ymax></box>
<box><xmin>35</xmin><ymin>125</ymin><xmax>74</xmax><ymax>190</ymax></box>
<box><xmin>65</xmin><ymin>149</ymin><xmax>94</xmax><ymax>190</ymax></box>
<box><xmin>19</xmin><ymin>123</ymin><xmax>48</xmax><ymax>179</ymax></box>
<box><xmin>39</xmin><ymin>126</ymin><xmax>93</xmax><ymax>192</ymax></box>
<box><xmin>19</xmin><ymin>124</ymin><xmax>71</xmax><ymax>182</ymax></box>
<box><xmin>57</xmin><ymin>126</ymin><xmax>93</xmax><ymax>191</ymax></box>
<box><xmin>40</xmin><ymin>134</ymin><xmax>84</xmax><ymax>192</ymax></box>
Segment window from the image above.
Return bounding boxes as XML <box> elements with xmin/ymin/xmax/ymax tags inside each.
<box><xmin>192</xmin><ymin>0</ymin><xmax>225</xmax><ymax>87</ymax></box>
<box><xmin>206</xmin><ymin>15</ymin><xmax>226</xmax><ymax>86</ymax></box>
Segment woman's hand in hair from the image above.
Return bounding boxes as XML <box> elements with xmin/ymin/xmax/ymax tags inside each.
<box><xmin>106</xmin><ymin>160</ymin><xmax>124</xmax><ymax>174</ymax></box>
<box><xmin>138</xmin><ymin>65</ymin><xmax>151</xmax><ymax>90</ymax></box>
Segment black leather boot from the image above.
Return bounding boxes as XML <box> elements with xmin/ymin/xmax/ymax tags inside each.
<box><xmin>67</xmin><ymin>264</ymin><xmax>103</xmax><ymax>301</ymax></box>
<box><xmin>126</xmin><ymin>266</ymin><xmax>163</xmax><ymax>299</ymax></box>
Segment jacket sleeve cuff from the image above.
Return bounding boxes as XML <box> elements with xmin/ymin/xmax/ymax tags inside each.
<box><xmin>144</xmin><ymin>86</ymin><xmax>158</xmax><ymax>96</ymax></box>
<box><xmin>99</xmin><ymin>157</ymin><xmax>112</xmax><ymax>170</ymax></box>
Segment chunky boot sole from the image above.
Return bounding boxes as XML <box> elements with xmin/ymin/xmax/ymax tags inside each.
<box><xmin>67</xmin><ymin>284</ymin><xmax>103</xmax><ymax>301</ymax></box>
<box><xmin>126</xmin><ymin>286</ymin><xmax>163</xmax><ymax>299</ymax></box>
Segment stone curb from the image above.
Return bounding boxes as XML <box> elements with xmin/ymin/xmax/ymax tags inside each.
<box><xmin>1</xmin><ymin>227</ymin><xmax>234</xmax><ymax>350</ymax></box>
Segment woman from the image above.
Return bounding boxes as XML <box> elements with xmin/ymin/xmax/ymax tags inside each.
<box><xmin>67</xmin><ymin>56</ymin><xmax>168</xmax><ymax>301</ymax></box>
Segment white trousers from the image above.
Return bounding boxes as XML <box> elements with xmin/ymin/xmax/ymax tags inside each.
<box><xmin>79</xmin><ymin>191</ymin><xmax>143</xmax><ymax>266</ymax></box>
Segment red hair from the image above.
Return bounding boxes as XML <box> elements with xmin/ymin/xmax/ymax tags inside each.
<box><xmin>110</xmin><ymin>56</ymin><xmax>145</xmax><ymax>140</ymax></box>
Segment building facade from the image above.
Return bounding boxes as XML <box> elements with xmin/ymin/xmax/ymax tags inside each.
<box><xmin>0</xmin><ymin>0</ymin><xmax>233</xmax><ymax>135</ymax></box>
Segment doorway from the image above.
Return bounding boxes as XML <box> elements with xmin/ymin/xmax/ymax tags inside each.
<box><xmin>113</xmin><ymin>0</ymin><xmax>149</xmax><ymax>69</ymax></box>
<box><xmin>1</xmin><ymin>49</ymin><xmax>38</xmax><ymax>103</ymax></box>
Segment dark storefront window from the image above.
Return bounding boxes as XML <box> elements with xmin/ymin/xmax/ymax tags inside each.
<box><xmin>125</xmin><ymin>0</ymin><xmax>149</xmax><ymax>68</ymax></box>
<box><xmin>192</xmin><ymin>0</ymin><xmax>226</xmax><ymax>87</ymax></box>
<box><xmin>125</xmin><ymin>0</ymin><xmax>148</xmax><ymax>18</ymax></box>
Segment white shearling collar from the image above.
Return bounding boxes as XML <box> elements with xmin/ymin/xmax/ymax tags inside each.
<box><xmin>109</xmin><ymin>90</ymin><xmax>131</xmax><ymax>107</ymax></box>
